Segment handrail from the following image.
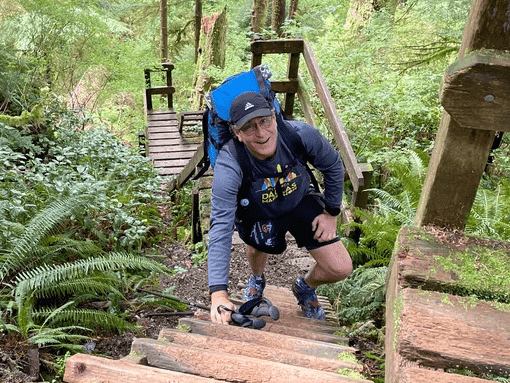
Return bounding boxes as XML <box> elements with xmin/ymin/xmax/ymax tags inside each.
<box><xmin>251</xmin><ymin>39</ymin><xmax>365</xmax><ymax>193</ymax></box>
<box><xmin>144</xmin><ymin>62</ymin><xmax>175</xmax><ymax>111</ymax></box>
<box><xmin>301</xmin><ymin>42</ymin><xmax>364</xmax><ymax>191</ymax></box>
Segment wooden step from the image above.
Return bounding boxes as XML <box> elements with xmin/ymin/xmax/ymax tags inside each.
<box><xmin>179</xmin><ymin>318</ymin><xmax>354</xmax><ymax>358</ymax></box>
<box><xmin>158</xmin><ymin>328</ymin><xmax>362</xmax><ymax>373</ymax></box>
<box><xmin>193</xmin><ymin>310</ymin><xmax>347</xmax><ymax>344</ymax></box>
<box><xmin>63</xmin><ymin>353</ymin><xmax>223</xmax><ymax>382</ymax></box>
<box><xmin>386</xmin><ymin>226</ymin><xmax>510</xmax><ymax>383</ymax></box>
<box><xmin>130</xmin><ymin>337</ymin><xmax>370</xmax><ymax>383</ymax></box>
<box><xmin>389</xmin><ymin>288</ymin><xmax>510</xmax><ymax>376</ymax></box>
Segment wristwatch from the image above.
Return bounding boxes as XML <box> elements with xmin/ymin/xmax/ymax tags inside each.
<box><xmin>324</xmin><ymin>205</ymin><xmax>341</xmax><ymax>217</ymax></box>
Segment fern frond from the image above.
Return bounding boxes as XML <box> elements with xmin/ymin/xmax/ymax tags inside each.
<box><xmin>28</xmin><ymin>325</ymin><xmax>92</xmax><ymax>347</ymax></box>
<box><xmin>0</xmin><ymin>197</ymin><xmax>91</xmax><ymax>279</ymax></box>
<box><xmin>319</xmin><ymin>267</ymin><xmax>388</xmax><ymax>324</ymax></box>
<box><xmin>33</xmin><ymin>308</ymin><xmax>138</xmax><ymax>332</ymax></box>
<box><xmin>35</xmin><ymin>274</ymin><xmax>121</xmax><ymax>300</ymax></box>
<box><xmin>14</xmin><ymin>252</ymin><xmax>169</xmax><ymax>310</ymax></box>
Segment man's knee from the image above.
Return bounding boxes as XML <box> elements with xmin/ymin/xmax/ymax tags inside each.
<box><xmin>314</xmin><ymin>245</ymin><xmax>353</xmax><ymax>282</ymax></box>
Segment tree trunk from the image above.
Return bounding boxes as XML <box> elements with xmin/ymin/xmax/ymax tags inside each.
<box><xmin>288</xmin><ymin>0</ymin><xmax>298</xmax><ymax>20</ymax></box>
<box><xmin>251</xmin><ymin>0</ymin><xmax>268</xmax><ymax>35</ymax></box>
<box><xmin>160</xmin><ymin>0</ymin><xmax>168</xmax><ymax>61</ymax></box>
<box><xmin>191</xmin><ymin>7</ymin><xmax>228</xmax><ymax>110</ymax></box>
<box><xmin>195</xmin><ymin>0</ymin><xmax>202</xmax><ymax>63</ymax></box>
<box><xmin>271</xmin><ymin>0</ymin><xmax>285</xmax><ymax>37</ymax></box>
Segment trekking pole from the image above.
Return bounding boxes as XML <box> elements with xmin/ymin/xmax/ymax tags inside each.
<box><xmin>136</xmin><ymin>288</ymin><xmax>274</xmax><ymax>329</ymax></box>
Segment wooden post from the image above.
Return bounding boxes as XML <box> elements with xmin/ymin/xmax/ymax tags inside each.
<box><xmin>415</xmin><ymin>0</ymin><xmax>510</xmax><ymax>230</ymax></box>
<box><xmin>192</xmin><ymin>188</ymin><xmax>202</xmax><ymax>243</ymax></box>
<box><xmin>162</xmin><ymin>62</ymin><xmax>174</xmax><ymax>109</ymax></box>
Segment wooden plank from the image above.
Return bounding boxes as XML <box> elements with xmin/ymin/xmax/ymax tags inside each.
<box><xmin>63</xmin><ymin>353</ymin><xmax>222</xmax><ymax>383</ymax></box>
<box><xmin>147</xmin><ymin>132</ymin><xmax>181</xmax><ymax>140</ymax></box>
<box><xmin>147</xmin><ymin>114</ymin><xmax>177</xmax><ymax>122</ymax></box>
<box><xmin>441</xmin><ymin>50</ymin><xmax>510</xmax><ymax>132</ymax></box>
<box><xmin>251</xmin><ymin>39</ymin><xmax>304</xmax><ymax>55</ymax></box>
<box><xmin>149</xmin><ymin>151</ymin><xmax>196</xmax><ymax>161</ymax></box>
<box><xmin>302</xmin><ymin>42</ymin><xmax>364</xmax><ymax>192</ymax></box>
<box><xmin>394</xmin><ymin>227</ymin><xmax>510</xmax><ymax>301</ymax></box>
<box><xmin>158</xmin><ymin>328</ymin><xmax>363</xmax><ymax>373</ymax></box>
<box><xmin>153</xmin><ymin>159</ymin><xmax>194</xmax><ymax>167</ymax></box>
<box><xmin>179</xmin><ymin>318</ymin><xmax>354</xmax><ymax>359</ymax></box>
<box><xmin>270</xmin><ymin>80</ymin><xmax>299</xmax><ymax>94</ymax></box>
<box><xmin>192</xmin><ymin>310</ymin><xmax>344</xmax><ymax>344</ymax></box>
<box><xmin>148</xmin><ymin>145</ymin><xmax>198</xmax><ymax>153</ymax></box>
<box><xmin>146</xmin><ymin>86</ymin><xmax>176</xmax><ymax>96</ymax></box>
<box><xmin>397</xmin><ymin>288</ymin><xmax>510</xmax><ymax>376</ymax></box>
<box><xmin>131</xmin><ymin>338</ymin><xmax>369</xmax><ymax>383</ymax></box>
<box><xmin>148</xmin><ymin>139</ymin><xmax>199</xmax><ymax>147</ymax></box>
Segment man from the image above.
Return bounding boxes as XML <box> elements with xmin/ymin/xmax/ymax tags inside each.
<box><xmin>208</xmin><ymin>91</ymin><xmax>352</xmax><ymax>324</ymax></box>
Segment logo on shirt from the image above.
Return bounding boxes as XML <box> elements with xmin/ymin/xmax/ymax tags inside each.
<box><xmin>261</xmin><ymin>164</ymin><xmax>298</xmax><ymax>203</ymax></box>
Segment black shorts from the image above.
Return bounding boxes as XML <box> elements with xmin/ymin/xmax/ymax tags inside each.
<box><xmin>235</xmin><ymin>194</ymin><xmax>340</xmax><ymax>254</ymax></box>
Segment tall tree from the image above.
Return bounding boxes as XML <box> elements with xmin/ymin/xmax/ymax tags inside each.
<box><xmin>271</xmin><ymin>0</ymin><xmax>285</xmax><ymax>37</ymax></box>
<box><xmin>195</xmin><ymin>0</ymin><xmax>202</xmax><ymax>63</ymax></box>
<box><xmin>160</xmin><ymin>0</ymin><xmax>168</xmax><ymax>61</ymax></box>
<box><xmin>288</xmin><ymin>0</ymin><xmax>298</xmax><ymax>20</ymax></box>
<box><xmin>251</xmin><ymin>0</ymin><xmax>268</xmax><ymax>35</ymax></box>
<box><xmin>191</xmin><ymin>7</ymin><xmax>227</xmax><ymax>110</ymax></box>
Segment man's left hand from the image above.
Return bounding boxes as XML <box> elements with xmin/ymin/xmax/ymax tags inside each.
<box><xmin>312</xmin><ymin>211</ymin><xmax>338</xmax><ymax>242</ymax></box>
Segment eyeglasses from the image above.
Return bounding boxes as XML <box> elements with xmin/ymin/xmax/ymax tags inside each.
<box><xmin>239</xmin><ymin>115</ymin><xmax>274</xmax><ymax>136</ymax></box>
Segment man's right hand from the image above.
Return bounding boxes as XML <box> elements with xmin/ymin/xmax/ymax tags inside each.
<box><xmin>210</xmin><ymin>290</ymin><xmax>236</xmax><ymax>324</ymax></box>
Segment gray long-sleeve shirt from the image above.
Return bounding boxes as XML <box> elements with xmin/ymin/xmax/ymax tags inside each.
<box><xmin>207</xmin><ymin>120</ymin><xmax>344</xmax><ymax>290</ymax></box>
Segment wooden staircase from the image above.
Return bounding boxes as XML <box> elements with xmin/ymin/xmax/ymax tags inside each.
<box><xmin>63</xmin><ymin>286</ymin><xmax>372</xmax><ymax>382</ymax></box>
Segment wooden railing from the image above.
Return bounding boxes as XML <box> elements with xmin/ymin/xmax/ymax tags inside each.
<box><xmin>251</xmin><ymin>39</ymin><xmax>370</xmax><ymax>212</ymax></box>
<box><xmin>144</xmin><ymin>62</ymin><xmax>176</xmax><ymax>112</ymax></box>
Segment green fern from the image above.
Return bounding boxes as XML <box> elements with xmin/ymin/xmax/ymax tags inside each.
<box><xmin>345</xmin><ymin>207</ymin><xmax>400</xmax><ymax>268</ymax></box>
<box><xmin>14</xmin><ymin>252</ymin><xmax>170</xmax><ymax>319</ymax></box>
<box><xmin>0</xmin><ymin>197</ymin><xmax>91</xmax><ymax>279</ymax></box>
<box><xmin>33</xmin><ymin>308</ymin><xmax>139</xmax><ymax>332</ymax></box>
<box><xmin>318</xmin><ymin>267</ymin><xmax>388</xmax><ymax>325</ymax></box>
<box><xmin>467</xmin><ymin>180</ymin><xmax>510</xmax><ymax>240</ymax></box>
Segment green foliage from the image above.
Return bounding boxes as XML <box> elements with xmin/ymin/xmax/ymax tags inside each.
<box><xmin>318</xmin><ymin>267</ymin><xmax>387</xmax><ymax>325</ymax></box>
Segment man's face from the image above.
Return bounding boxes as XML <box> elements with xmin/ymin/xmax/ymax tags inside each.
<box><xmin>233</xmin><ymin>114</ymin><xmax>277</xmax><ymax>160</ymax></box>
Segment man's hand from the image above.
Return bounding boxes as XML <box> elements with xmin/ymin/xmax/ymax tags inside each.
<box><xmin>312</xmin><ymin>211</ymin><xmax>338</xmax><ymax>242</ymax></box>
<box><xmin>210</xmin><ymin>290</ymin><xmax>236</xmax><ymax>324</ymax></box>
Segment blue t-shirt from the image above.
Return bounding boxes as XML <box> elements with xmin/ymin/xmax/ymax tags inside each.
<box><xmin>207</xmin><ymin>120</ymin><xmax>344</xmax><ymax>290</ymax></box>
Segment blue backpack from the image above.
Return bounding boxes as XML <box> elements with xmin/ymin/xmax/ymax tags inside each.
<box><xmin>195</xmin><ymin>64</ymin><xmax>319</xmax><ymax>192</ymax></box>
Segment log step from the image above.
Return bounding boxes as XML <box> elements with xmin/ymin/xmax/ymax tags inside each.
<box><xmin>130</xmin><ymin>337</ymin><xmax>370</xmax><ymax>383</ymax></box>
<box><xmin>386</xmin><ymin>226</ymin><xmax>510</xmax><ymax>383</ymax></box>
<box><xmin>158</xmin><ymin>328</ymin><xmax>362</xmax><ymax>373</ymax></box>
<box><xmin>394</xmin><ymin>288</ymin><xmax>510</xmax><ymax>376</ymax></box>
<box><xmin>63</xmin><ymin>353</ymin><xmax>223</xmax><ymax>383</ymax></box>
<box><xmin>193</xmin><ymin>310</ymin><xmax>347</xmax><ymax>344</ymax></box>
<box><xmin>179</xmin><ymin>318</ymin><xmax>353</xmax><ymax>359</ymax></box>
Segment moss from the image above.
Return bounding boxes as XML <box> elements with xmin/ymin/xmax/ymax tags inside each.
<box><xmin>337</xmin><ymin>368</ymin><xmax>365</xmax><ymax>379</ymax></box>
<box><xmin>441</xmin><ymin>293</ymin><xmax>454</xmax><ymax>306</ymax></box>
<box><xmin>337</xmin><ymin>351</ymin><xmax>359</xmax><ymax>364</ymax></box>
<box><xmin>392</xmin><ymin>292</ymin><xmax>404</xmax><ymax>351</ymax></box>
<box><xmin>434</xmin><ymin>247</ymin><xmax>510</xmax><ymax>303</ymax></box>
<box><xmin>176</xmin><ymin>323</ymin><xmax>191</xmax><ymax>332</ymax></box>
